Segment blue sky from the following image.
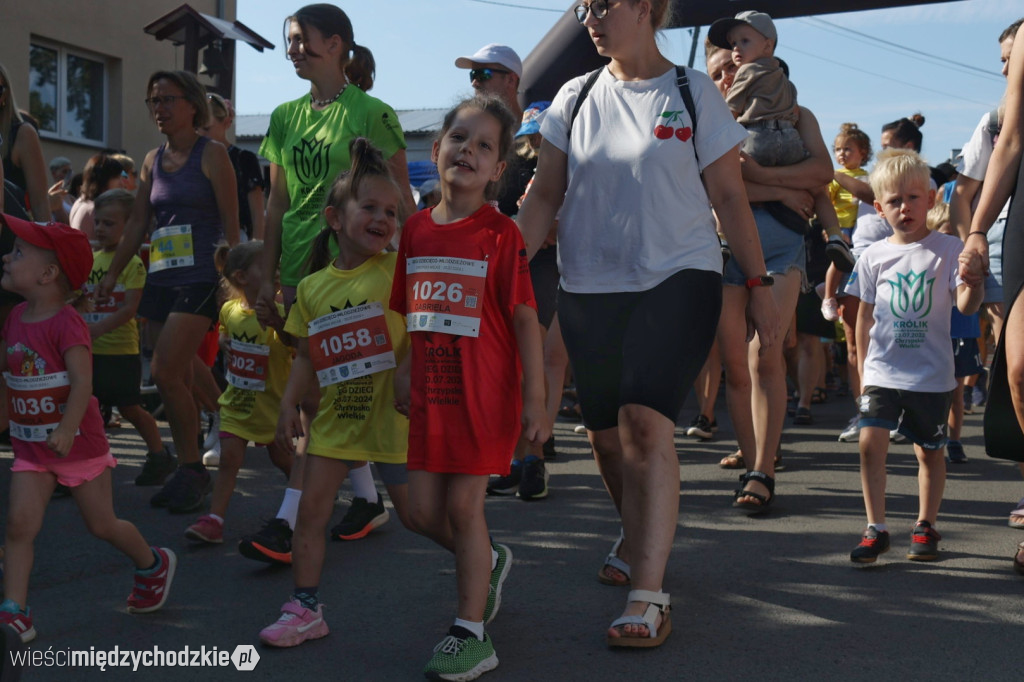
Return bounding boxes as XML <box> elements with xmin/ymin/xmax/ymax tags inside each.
<box><xmin>234</xmin><ymin>0</ymin><xmax>1021</xmax><ymax>166</ymax></box>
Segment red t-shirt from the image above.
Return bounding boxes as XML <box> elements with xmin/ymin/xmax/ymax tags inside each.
<box><xmin>3</xmin><ymin>304</ymin><xmax>109</xmax><ymax>463</ymax></box>
<box><xmin>390</xmin><ymin>205</ymin><xmax>536</xmax><ymax>474</ymax></box>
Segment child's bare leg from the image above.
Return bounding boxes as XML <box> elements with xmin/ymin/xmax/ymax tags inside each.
<box><xmin>117</xmin><ymin>403</ymin><xmax>164</xmax><ymax>453</ymax></box>
<box><xmin>813</xmin><ymin>188</ymin><xmax>842</xmax><ymax>239</ymax></box>
<box><xmin>383</xmin><ymin>482</ymin><xmax>412</xmax><ymax>531</ymax></box>
<box><xmin>72</xmin><ymin>469</ymin><xmax>153</xmax><ymax>568</ymax></box>
<box><xmin>209</xmin><ymin>436</ymin><xmax>247</xmax><ymax>518</ymax></box>
<box><xmin>695</xmin><ymin>341</ymin><xmax>721</xmax><ymax>420</ymax></box>
<box><xmin>447</xmin><ymin>474</ymin><xmax>491</xmax><ymax>623</ymax></box>
<box><xmin>948</xmin><ymin>380</ymin><xmax>965</xmax><ymax>441</ymax></box>
<box><xmin>407</xmin><ymin>470</ymin><xmax>454</xmax><ymax>552</ymax></box>
<box><xmin>267</xmin><ymin>441</ymin><xmax>292</xmax><ymax>479</ymax></box>
<box><xmin>4</xmin><ymin>472</ymin><xmax>56</xmax><ymax>606</ymax></box>
<box><xmin>915</xmin><ymin>445</ymin><xmax>946</xmax><ymax>525</ymax></box>
<box><xmin>823</xmin><ymin>264</ymin><xmax>840</xmax><ymax>301</ymax></box>
<box><xmin>840</xmin><ymin>297</ymin><xmax>861</xmax><ymax>398</ymax></box>
<box><xmin>859</xmin><ymin>426</ymin><xmax>890</xmax><ymax>525</ymax></box>
<box><xmin>292</xmin><ymin>457</ymin><xmax>350</xmax><ymax>588</ymax></box>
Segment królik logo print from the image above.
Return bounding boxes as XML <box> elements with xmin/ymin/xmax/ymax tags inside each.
<box><xmin>887</xmin><ymin>270</ymin><xmax>933</xmax><ymax>320</ymax></box>
<box><xmin>292</xmin><ymin>137</ymin><xmax>333</xmax><ymax>185</ymax></box>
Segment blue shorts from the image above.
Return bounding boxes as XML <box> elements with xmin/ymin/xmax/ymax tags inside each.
<box><xmin>723</xmin><ymin>207</ymin><xmax>806</xmax><ymax>286</ymax></box>
<box><xmin>952</xmin><ymin>338</ymin><xmax>983</xmax><ymax>378</ymax></box>
<box><xmin>858</xmin><ymin>386</ymin><xmax>952</xmax><ymax>450</ymax></box>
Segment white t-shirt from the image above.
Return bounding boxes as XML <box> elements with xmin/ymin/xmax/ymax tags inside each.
<box><xmin>541</xmin><ymin>66</ymin><xmax>748</xmax><ymax>293</ymax></box>
<box><xmin>844</xmin><ymin>230</ymin><xmax>964</xmax><ymax>392</ymax></box>
<box><xmin>959</xmin><ymin>112</ymin><xmax>1011</xmax><ymax>220</ymax></box>
<box><xmin>851</xmin><ymin>212</ymin><xmax>892</xmax><ymax>259</ymax></box>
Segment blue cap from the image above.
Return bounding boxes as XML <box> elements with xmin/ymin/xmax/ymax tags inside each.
<box><xmin>515</xmin><ymin>101</ymin><xmax>551</xmax><ymax>137</ymax></box>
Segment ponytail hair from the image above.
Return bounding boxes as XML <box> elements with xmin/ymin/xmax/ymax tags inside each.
<box><xmin>882</xmin><ymin>113</ymin><xmax>925</xmax><ymax>152</ymax></box>
<box><xmin>288</xmin><ymin>4</ymin><xmax>376</xmax><ymax>91</ymax></box>
<box><xmin>305</xmin><ymin>137</ymin><xmax>403</xmax><ymax>275</ymax></box>
<box><xmin>216</xmin><ymin>240</ymin><xmax>264</xmax><ymax>300</ymax></box>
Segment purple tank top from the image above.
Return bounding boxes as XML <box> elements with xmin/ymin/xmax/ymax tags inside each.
<box><xmin>148</xmin><ymin>136</ymin><xmax>222</xmax><ymax>286</ymax></box>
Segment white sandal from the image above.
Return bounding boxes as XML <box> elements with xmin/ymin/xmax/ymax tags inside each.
<box><xmin>1009</xmin><ymin>497</ymin><xmax>1024</xmax><ymax>529</ymax></box>
<box><xmin>597</xmin><ymin>529</ymin><xmax>631</xmax><ymax>587</ymax></box>
<box><xmin>607</xmin><ymin>589</ymin><xmax>672</xmax><ymax>648</ymax></box>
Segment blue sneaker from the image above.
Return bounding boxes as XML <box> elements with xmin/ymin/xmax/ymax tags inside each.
<box><xmin>946</xmin><ymin>440</ymin><xmax>967</xmax><ymax>464</ymax></box>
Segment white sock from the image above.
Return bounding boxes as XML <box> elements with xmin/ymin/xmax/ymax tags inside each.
<box><xmin>491</xmin><ymin>547</ymin><xmax>498</xmax><ymax>571</ymax></box>
<box><xmin>869</xmin><ymin>523</ymin><xmax>888</xmax><ymax>533</ymax></box>
<box><xmin>453</xmin><ymin>618</ymin><xmax>484</xmax><ymax>641</ymax></box>
<box><xmin>349</xmin><ymin>464</ymin><xmax>378</xmax><ymax>501</ymax></box>
<box><xmin>208</xmin><ymin>513</ymin><xmax>224</xmax><ymax>524</ymax></box>
<box><xmin>276</xmin><ymin>488</ymin><xmax>302</xmax><ymax>529</ymax></box>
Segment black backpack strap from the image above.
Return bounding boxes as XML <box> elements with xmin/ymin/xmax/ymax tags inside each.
<box><xmin>568</xmin><ymin>67</ymin><xmax>604</xmax><ymax>134</ymax></box>
<box><xmin>675</xmin><ymin>66</ymin><xmax>700</xmax><ymax>169</ymax></box>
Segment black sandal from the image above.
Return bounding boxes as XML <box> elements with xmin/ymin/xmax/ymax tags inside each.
<box><xmin>733</xmin><ymin>471</ymin><xmax>775</xmax><ymax>515</ymax></box>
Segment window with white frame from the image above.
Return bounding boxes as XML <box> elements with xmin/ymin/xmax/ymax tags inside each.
<box><xmin>29</xmin><ymin>42</ymin><xmax>107</xmax><ymax>145</ymax></box>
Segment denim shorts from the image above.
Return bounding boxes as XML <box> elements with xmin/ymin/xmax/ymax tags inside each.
<box><xmin>723</xmin><ymin>207</ymin><xmax>806</xmax><ymax>286</ymax></box>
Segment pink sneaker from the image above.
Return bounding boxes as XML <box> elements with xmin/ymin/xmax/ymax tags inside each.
<box><xmin>259</xmin><ymin>599</ymin><xmax>329</xmax><ymax>647</ymax></box>
<box><xmin>185</xmin><ymin>515</ymin><xmax>224</xmax><ymax>544</ymax></box>
<box><xmin>127</xmin><ymin>547</ymin><xmax>177</xmax><ymax>613</ymax></box>
<box><xmin>0</xmin><ymin>607</ymin><xmax>36</xmax><ymax>643</ymax></box>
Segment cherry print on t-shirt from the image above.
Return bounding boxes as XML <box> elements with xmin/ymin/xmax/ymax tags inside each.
<box><xmin>653</xmin><ymin>110</ymin><xmax>691</xmax><ymax>143</ymax></box>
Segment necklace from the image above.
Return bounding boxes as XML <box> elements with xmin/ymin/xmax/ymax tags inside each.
<box><xmin>310</xmin><ymin>84</ymin><xmax>346</xmax><ymax>107</ymax></box>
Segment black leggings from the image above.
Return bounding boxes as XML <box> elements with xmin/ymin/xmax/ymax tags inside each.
<box><xmin>558</xmin><ymin>269</ymin><xmax>722</xmax><ymax>430</ymax></box>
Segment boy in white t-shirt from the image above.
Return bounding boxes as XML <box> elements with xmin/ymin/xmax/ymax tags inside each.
<box><xmin>842</xmin><ymin>149</ymin><xmax>984</xmax><ymax>564</ymax></box>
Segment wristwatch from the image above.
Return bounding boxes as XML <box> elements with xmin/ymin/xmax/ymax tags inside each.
<box><xmin>745</xmin><ymin>275</ymin><xmax>775</xmax><ymax>289</ymax></box>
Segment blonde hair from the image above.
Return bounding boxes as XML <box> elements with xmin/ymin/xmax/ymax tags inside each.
<box><xmin>93</xmin><ymin>188</ymin><xmax>135</xmax><ymax>222</ymax></box>
<box><xmin>110</xmin><ymin>153</ymin><xmax>136</xmax><ymax>175</ymax></box>
<box><xmin>835</xmin><ymin>123</ymin><xmax>873</xmax><ymax>165</ymax></box>
<box><xmin>927</xmin><ymin>200</ymin><xmax>951</xmax><ymax>234</ymax></box>
<box><xmin>214</xmin><ymin>240</ymin><xmax>264</xmax><ymax>300</ymax></box>
<box><xmin>869</xmin><ymin>149</ymin><xmax>931</xmax><ymax>198</ymax></box>
<box><xmin>0</xmin><ymin>62</ymin><xmax>25</xmax><ymax>160</ymax></box>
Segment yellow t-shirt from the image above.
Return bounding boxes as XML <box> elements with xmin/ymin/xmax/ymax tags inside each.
<box><xmin>84</xmin><ymin>250</ymin><xmax>146</xmax><ymax>356</ymax></box>
<box><xmin>218</xmin><ymin>299</ymin><xmax>293</xmax><ymax>444</ymax></box>
<box><xmin>284</xmin><ymin>253</ymin><xmax>409</xmax><ymax>462</ymax></box>
<box><xmin>829</xmin><ymin>167</ymin><xmax>869</xmax><ymax>229</ymax></box>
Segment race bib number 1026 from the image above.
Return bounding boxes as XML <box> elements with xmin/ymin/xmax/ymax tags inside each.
<box><xmin>405</xmin><ymin>256</ymin><xmax>487</xmax><ymax>337</ymax></box>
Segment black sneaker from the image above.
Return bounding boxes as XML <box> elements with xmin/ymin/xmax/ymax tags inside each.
<box><xmin>518</xmin><ymin>455</ymin><xmax>549</xmax><ymax>501</ymax></box>
<box><xmin>686</xmin><ymin>415</ymin><xmax>715</xmax><ymax>440</ymax></box>
<box><xmin>907</xmin><ymin>521</ymin><xmax>941</xmax><ymax>561</ymax></box>
<box><xmin>946</xmin><ymin>440</ymin><xmax>967</xmax><ymax>464</ymax></box>
<box><xmin>239</xmin><ymin>518</ymin><xmax>293</xmax><ymax>564</ymax></box>
<box><xmin>793</xmin><ymin>406</ymin><xmax>813</xmax><ymax>425</ymax></box>
<box><xmin>826</xmin><ymin>236</ymin><xmax>856</xmax><ymax>273</ymax></box>
<box><xmin>135</xmin><ymin>448</ymin><xmax>177</xmax><ymax>486</ymax></box>
<box><xmin>486</xmin><ymin>459</ymin><xmax>522</xmax><ymax>496</ymax></box>
<box><xmin>331</xmin><ymin>494</ymin><xmax>389</xmax><ymax>540</ymax></box>
<box><xmin>542</xmin><ymin>436</ymin><xmax>557</xmax><ymax>460</ymax></box>
<box><xmin>850</xmin><ymin>527</ymin><xmax>890</xmax><ymax>563</ymax></box>
<box><xmin>151</xmin><ymin>466</ymin><xmax>211</xmax><ymax>513</ymax></box>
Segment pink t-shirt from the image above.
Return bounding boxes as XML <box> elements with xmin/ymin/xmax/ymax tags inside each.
<box><xmin>3</xmin><ymin>303</ymin><xmax>109</xmax><ymax>463</ymax></box>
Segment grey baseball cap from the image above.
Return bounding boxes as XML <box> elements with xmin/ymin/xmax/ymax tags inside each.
<box><xmin>708</xmin><ymin>11</ymin><xmax>778</xmax><ymax>50</ymax></box>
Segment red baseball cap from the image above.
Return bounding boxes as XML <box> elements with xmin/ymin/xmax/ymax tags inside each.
<box><xmin>2</xmin><ymin>214</ymin><xmax>94</xmax><ymax>290</ymax></box>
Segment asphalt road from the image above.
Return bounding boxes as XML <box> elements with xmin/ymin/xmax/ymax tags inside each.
<box><xmin>0</xmin><ymin>386</ymin><xmax>1021</xmax><ymax>681</ymax></box>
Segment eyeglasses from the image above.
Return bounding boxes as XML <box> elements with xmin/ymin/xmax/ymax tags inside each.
<box><xmin>469</xmin><ymin>68</ymin><xmax>510</xmax><ymax>82</ymax></box>
<box><xmin>574</xmin><ymin>0</ymin><xmax>610</xmax><ymax>23</ymax></box>
<box><xmin>144</xmin><ymin>95</ymin><xmax>181</xmax><ymax>109</ymax></box>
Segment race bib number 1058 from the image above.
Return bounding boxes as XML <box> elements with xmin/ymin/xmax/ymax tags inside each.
<box><xmin>307</xmin><ymin>302</ymin><xmax>396</xmax><ymax>387</ymax></box>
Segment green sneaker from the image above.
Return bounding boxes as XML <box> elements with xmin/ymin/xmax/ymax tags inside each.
<box><xmin>483</xmin><ymin>543</ymin><xmax>512</xmax><ymax>625</ymax></box>
<box><xmin>423</xmin><ymin>628</ymin><xmax>498</xmax><ymax>681</ymax></box>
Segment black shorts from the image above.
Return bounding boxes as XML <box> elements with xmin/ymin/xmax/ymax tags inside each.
<box><xmin>138</xmin><ymin>282</ymin><xmax>220</xmax><ymax>323</ymax></box>
<box><xmin>92</xmin><ymin>354</ymin><xmax>143</xmax><ymax>407</ymax></box>
<box><xmin>529</xmin><ymin>245</ymin><xmax>559</xmax><ymax>330</ymax></box>
<box><xmin>952</xmin><ymin>338</ymin><xmax>982</xmax><ymax>378</ymax></box>
<box><xmin>858</xmin><ymin>385</ymin><xmax>952</xmax><ymax>450</ymax></box>
<box><xmin>795</xmin><ymin>290</ymin><xmax>836</xmax><ymax>339</ymax></box>
<box><xmin>558</xmin><ymin>269</ymin><xmax>722</xmax><ymax>430</ymax></box>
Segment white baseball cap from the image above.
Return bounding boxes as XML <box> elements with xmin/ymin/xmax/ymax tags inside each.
<box><xmin>454</xmin><ymin>44</ymin><xmax>523</xmax><ymax>78</ymax></box>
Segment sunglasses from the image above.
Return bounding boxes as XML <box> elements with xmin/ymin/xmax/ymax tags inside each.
<box><xmin>574</xmin><ymin>0</ymin><xmax>610</xmax><ymax>23</ymax></box>
<box><xmin>469</xmin><ymin>68</ymin><xmax>510</xmax><ymax>82</ymax></box>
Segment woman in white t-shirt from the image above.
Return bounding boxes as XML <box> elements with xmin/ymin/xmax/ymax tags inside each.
<box><xmin>518</xmin><ymin>0</ymin><xmax>777</xmax><ymax>647</ymax></box>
